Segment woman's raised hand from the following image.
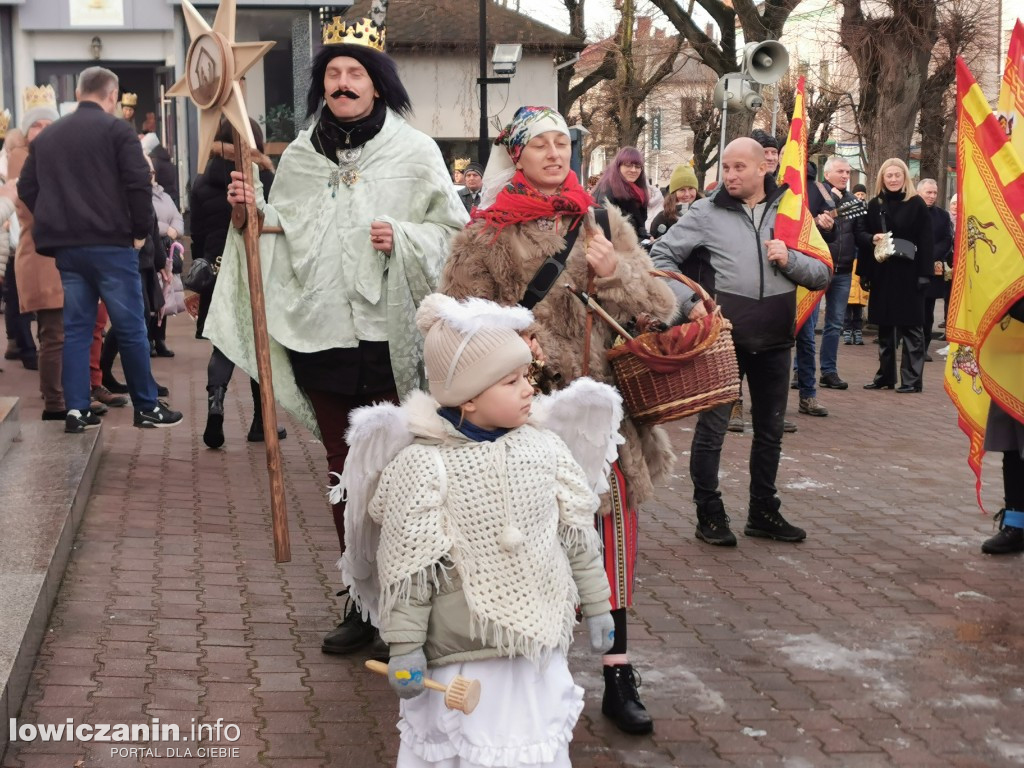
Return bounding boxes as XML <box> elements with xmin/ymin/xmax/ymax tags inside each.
<box><xmin>584</xmin><ymin>226</ymin><xmax>617</xmax><ymax>278</ymax></box>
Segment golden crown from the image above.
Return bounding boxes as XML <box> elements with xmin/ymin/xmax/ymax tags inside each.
<box><xmin>453</xmin><ymin>157</ymin><xmax>471</xmax><ymax>172</ymax></box>
<box><xmin>0</xmin><ymin>110</ymin><xmax>9</xmax><ymax>139</ymax></box>
<box><xmin>121</xmin><ymin>92</ymin><xmax>138</xmax><ymax>107</ymax></box>
<box><xmin>23</xmin><ymin>84</ymin><xmax>57</xmax><ymax>114</ymax></box>
<box><xmin>322</xmin><ymin>16</ymin><xmax>386</xmax><ymax>51</ymax></box>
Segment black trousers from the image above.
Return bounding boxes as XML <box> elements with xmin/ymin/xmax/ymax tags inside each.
<box><xmin>691</xmin><ymin>346</ymin><xmax>791</xmax><ymax>505</ymax></box>
<box><xmin>874</xmin><ymin>325</ymin><xmax>925</xmax><ymax>389</ymax></box>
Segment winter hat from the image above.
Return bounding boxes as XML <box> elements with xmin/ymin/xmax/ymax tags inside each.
<box><xmin>668</xmin><ymin>164</ymin><xmax>698</xmax><ymax>195</ymax></box>
<box><xmin>852</xmin><ymin>183</ymin><xmax>867</xmax><ymax>195</ymax></box>
<box><xmin>140</xmin><ymin>132</ymin><xmax>160</xmax><ymax>155</ymax></box>
<box><xmin>751</xmin><ymin>129</ymin><xmax>779</xmax><ymax>150</ymax></box>
<box><xmin>20</xmin><ymin>85</ymin><xmax>59</xmax><ymax>133</ymax></box>
<box><xmin>416</xmin><ymin>294</ymin><xmax>533</xmax><ymax>407</ymax></box>
<box><xmin>463</xmin><ymin>161</ymin><xmax>484</xmax><ymax>178</ymax></box>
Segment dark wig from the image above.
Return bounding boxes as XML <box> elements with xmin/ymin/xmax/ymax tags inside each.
<box><xmin>595</xmin><ymin>146</ymin><xmax>649</xmax><ymax>207</ymax></box>
<box><xmin>306</xmin><ymin>44</ymin><xmax>412</xmax><ymax>119</ymax></box>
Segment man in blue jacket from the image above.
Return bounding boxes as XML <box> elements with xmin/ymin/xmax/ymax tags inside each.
<box><xmin>18</xmin><ymin>66</ymin><xmax>182</xmax><ymax>433</ymax></box>
<box><xmin>650</xmin><ymin>137</ymin><xmax>831</xmax><ymax>547</ymax></box>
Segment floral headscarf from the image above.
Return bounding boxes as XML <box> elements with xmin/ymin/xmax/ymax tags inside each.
<box><xmin>477</xmin><ymin>106</ymin><xmax>572</xmax><ymax>210</ymax></box>
<box><xmin>471</xmin><ymin>106</ymin><xmax>594</xmax><ymax>236</ymax></box>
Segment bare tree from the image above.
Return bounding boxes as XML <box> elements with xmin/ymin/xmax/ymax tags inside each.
<box><xmin>771</xmin><ymin>73</ymin><xmax>848</xmax><ymax>158</ymax></box>
<box><xmin>681</xmin><ymin>87</ymin><xmax>721</xmax><ymax>188</ymax></box>
<box><xmin>647</xmin><ymin>0</ymin><xmax>803</xmax><ymax>138</ymax></box>
<box><xmin>916</xmin><ymin>0</ymin><xmax>990</xmax><ymax>199</ymax></box>
<box><xmin>839</xmin><ymin>0</ymin><xmax>940</xmax><ymax>182</ymax></box>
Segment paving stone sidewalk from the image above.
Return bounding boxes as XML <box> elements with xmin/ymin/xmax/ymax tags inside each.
<box><xmin>1</xmin><ymin>320</ymin><xmax>1022</xmax><ymax>768</ymax></box>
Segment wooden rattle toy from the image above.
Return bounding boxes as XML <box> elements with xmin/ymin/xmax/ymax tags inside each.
<box><xmin>365</xmin><ymin>660</ymin><xmax>482</xmax><ymax>715</ymax></box>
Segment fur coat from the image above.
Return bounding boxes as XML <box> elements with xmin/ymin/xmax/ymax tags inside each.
<box><xmin>441</xmin><ymin>203</ymin><xmax>678</xmax><ymax>508</ymax></box>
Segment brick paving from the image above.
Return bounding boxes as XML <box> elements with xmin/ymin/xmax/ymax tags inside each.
<box><xmin>1</xmin><ymin>317</ymin><xmax>1023</xmax><ymax>767</ymax></box>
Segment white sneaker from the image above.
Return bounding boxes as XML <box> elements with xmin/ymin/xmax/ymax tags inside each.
<box><xmin>937</xmin><ymin>345</ymin><xmax>950</xmax><ymax>357</ymax></box>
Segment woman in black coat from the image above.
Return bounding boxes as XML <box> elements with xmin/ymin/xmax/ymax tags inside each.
<box><xmin>857</xmin><ymin>158</ymin><xmax>934</xmax><ymax>393</ymax></box>
<box><xmin>594</xmin><ymin>146</ymin><xmax>650</xmax><ymax>244</ymax></box>
<box><xmin>188</xmin><ymin>118</ymin><xmax>280</xmax><ymax>448</ymax></box>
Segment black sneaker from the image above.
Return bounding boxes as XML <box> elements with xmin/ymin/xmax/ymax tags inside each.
<box><xmin>745</xmin><ymin>497</ymin><xmax>806</xmax><ymax>542</ymax></box>
<box><xmin>322</xmin><ymin>593</ymin><xmax>375</xmax><ymax>654</ymax></box>
<box><xmin>981</xmin><ymin>509</ymin><xmax>1024</xmax><ymax>555</ymax></box>
<box><xmin>66</xmin><ymin>409</ymin><xmax>101</xmax><ymax>434</ymax></box>
<box><xmin>134</xmin><ymin>401</ymin><xmax>183</xmax><ymax>429</ymax></box>
<box><xmin>819</xmin><ymin>371</ymin><xmax>848</xmax><ymax>390</ymax></box>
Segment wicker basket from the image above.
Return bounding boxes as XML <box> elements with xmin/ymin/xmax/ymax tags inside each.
<box><xmin>605</xmin><ymin>271</ymin><xmax>740</xmax><ymax>426</ymax></box>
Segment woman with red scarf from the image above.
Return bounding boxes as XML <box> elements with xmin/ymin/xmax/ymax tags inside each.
<box><xmin>594</xmin><ymin>146</ymin><xmax>651</xmax><ymax>244</ymax></box>
<box><xmin>441</xmin><ymin>106</ymin><xmax>677</xmax><ymax>736</ymax></box>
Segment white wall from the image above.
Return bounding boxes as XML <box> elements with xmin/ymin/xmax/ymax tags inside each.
<box><xmin>12</xmin><ymin>28</ymin><xmax>174</xmax><ymax>120</ymax></box>
<box><xmin>395</xmin><ymin>52</ymin><xmax>557</xmax><ymax>139</ymax></box>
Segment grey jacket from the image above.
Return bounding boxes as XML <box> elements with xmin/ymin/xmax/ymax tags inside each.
<box><xmin>649</xmin><ymin>179</ymin><xmax>831</xmax><ymax>353</ymax></box>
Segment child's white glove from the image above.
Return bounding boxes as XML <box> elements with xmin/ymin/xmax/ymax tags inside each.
<box><xmin>586</xmin><ymin>612</ymin><xmax>615</xmax><ymax>654</ymax></box>
<box><xmin>388</xmin><ymin>648</ymin><xmax>427</xmax><ymax>699</ymax></box>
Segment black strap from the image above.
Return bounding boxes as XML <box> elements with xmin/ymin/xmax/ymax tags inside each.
<box><xmin>518</xmin><ymin>208</ymin><xmax>614</xmax><ymax>309</ymax></box>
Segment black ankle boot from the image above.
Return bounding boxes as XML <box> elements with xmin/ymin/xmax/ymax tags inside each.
<box><xmin>695</xmin><ymin>498</ymin><xmax>736</xmax><ymax>546</ymax></box>
<box><xmin>602</xmin><ymin>664</ymin><xmax>653</xmax><ymax>734</ymax></box>
<box><xmin>203</xmin><ymin>386</ymin><xmax>227</xmax><ymax>449</ymax></box>
<box><xmin>982</xmin><ymin>509</ymin><xmax>1024</xmax><ymax>555</ymax></box>
<box><xmin>322</xmin><ymin>592</ymin><xmax>376</xmax><ymax>654</ymax></box>
<box><xmin>745</xmin><ymin>496</ymin><xmax>806</xmax><ymax>542</ymax></box>
<box><xmin>101</xmin><ymin>372</ymin><xmax>129</xmax><ymax>395</ymax></box>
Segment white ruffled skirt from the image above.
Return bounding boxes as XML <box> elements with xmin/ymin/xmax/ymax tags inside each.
<box><xmin>396</xmin><ymin>651</ymin><xmax>583</xmax><ymax>768</ymax></box>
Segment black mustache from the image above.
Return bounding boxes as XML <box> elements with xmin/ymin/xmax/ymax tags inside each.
<box><xmin>329</xmin><ymin>89</ymin><xmax>360</xmax><ymax>100</ymax></box>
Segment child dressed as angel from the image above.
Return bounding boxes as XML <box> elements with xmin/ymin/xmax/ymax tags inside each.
<box><xmin>336</xmin><ymin>294</ymin><xmax>620</xmax><ymax>768</ymax></box>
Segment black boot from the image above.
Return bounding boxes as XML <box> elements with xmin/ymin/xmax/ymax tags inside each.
<box><xmin>322</xmin><ymin>592</ymin><xmax>375</xmax><ymax>654</ymax></box>
<box><xmin>203</xmin><ymin>385</ymin><xmax>227</xmax><ymax>449</ymax></box>
<box><xmin>247</xmin><ymin>379</ymin><xmax>286</xmax><ymax>442</ymax></box>
<box><xmin>602</xmin><ymin>664</ymin><xmax>653</xmax><ymax>735</ymax></box>
<box><xmin>154</xmin><ymin>340</ymin><xmax>175</xmax><ymax>357</ymax></box>
<box><xmin>745</xmin><ymin>496</ymin><xmax>806</xmax><ymax>542</ymax></box>
<box><xmin>981</xmin><ymin>509</ymin><xmax>1024</xmax><ymax>555</ymax></box>
<box><xmin>695</xmin><ymin>498</ymin><xmax>737</xmax><ymax>546</ymax></box>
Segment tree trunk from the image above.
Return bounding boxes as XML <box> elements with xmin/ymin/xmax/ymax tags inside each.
<box><xmin>917</xmin><ymin>96</ymin><xmax>946</xmax><ymax>183</ymax></box>
<box><xmin>840</xmin><ymin>0</ymin><xmax>938</xmax><ymax>182</ymax></box>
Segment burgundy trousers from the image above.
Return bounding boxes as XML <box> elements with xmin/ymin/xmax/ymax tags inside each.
<box><xmin>305</xmin><ymin>388</ymin><xmax>399</xmax><ymax>555</ymax></box>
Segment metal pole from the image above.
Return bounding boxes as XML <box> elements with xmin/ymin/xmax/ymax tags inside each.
<box><xmin>478</xmin><ymin>0</ymin><xmax>490</xmax><ymax>165</ymax></box>
<box><xmin>771</xmin><ymin>85</ymin><xmax>779</xmax><ymax>136</ymax></box>
<box><xmin>717</xmin><ymin>93</ymin><xmax>729</xmax><ymax>182</ymax></box>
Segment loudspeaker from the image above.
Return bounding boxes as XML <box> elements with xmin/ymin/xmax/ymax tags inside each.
<box><xmin>713</xmin><ymin>76</ymin><xmax>762</xmax><ymax>113</ymax></box>
<box><xmin>742</xmin><ymin>41</ymin><xmax>789</xmax><ymax>85</ymax></box>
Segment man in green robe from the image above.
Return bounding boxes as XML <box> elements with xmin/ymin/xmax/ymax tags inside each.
<box><xmin>207</xmin><ymin>16</ymin><xmax>468</xmax><ymax>655</ymax></box>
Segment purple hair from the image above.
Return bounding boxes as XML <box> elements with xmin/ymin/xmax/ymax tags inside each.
<box><xmin>595</xmin><ymin>146</ymin><xmax>649</xmax><ymax>207</ymax></box>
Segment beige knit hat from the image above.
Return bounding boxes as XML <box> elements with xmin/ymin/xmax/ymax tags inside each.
<box><xmin>416</xmin><ymin>294</ymin><xmax>534</xmax><ymax>406</ymax></box>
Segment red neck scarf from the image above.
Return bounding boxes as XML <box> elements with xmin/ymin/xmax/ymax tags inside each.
<box><xmin>471</xmin><ymin>169</ymin><xmax>596</xmax><ymax>236</ymax></box>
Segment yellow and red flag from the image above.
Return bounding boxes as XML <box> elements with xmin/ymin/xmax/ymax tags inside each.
<box><xmin>944</xmin><ymin>57</ymin><xmax>1024</xmax><ymax>508</ymax></box>
<box><xmin>773</xmin><ymin>76</ymin><xmax>833</xmax><ymax>331</ymax></box>
<box><xmin>997</xmin><ymin>20</ymin><xmax>1024</xmax><ymax>158</ymax></box>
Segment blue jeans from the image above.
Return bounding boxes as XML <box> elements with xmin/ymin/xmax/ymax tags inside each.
<box><xmin>794</xmin><ymin>272</ymin><xmax>852</xmax><ymax>397</ymax></box>
<box><xmin>691</xmin><ymin>346</ymin><xmax>791</xmax><ymax>506</ymax></box>
<box><xmin>56</xmin><ymin>246</ymin><xmax>157</xmax><ymax>412</ymax></box>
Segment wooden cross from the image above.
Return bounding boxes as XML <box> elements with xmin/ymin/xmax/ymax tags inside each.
<box><xmin>167</xmin><ymin>0</ymin><xmax>290</xmax><ymax>563</ymax></box>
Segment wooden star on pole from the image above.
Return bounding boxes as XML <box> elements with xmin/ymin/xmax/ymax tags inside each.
<box><xmin>166</xmin><ymin>0</ymin><xmax>274</xmax><ymax>173</ymax></box>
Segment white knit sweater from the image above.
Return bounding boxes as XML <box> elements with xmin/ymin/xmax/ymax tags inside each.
<box><xmin>369</xmin><ymin>415</ymin><xmax>610</xmax><ymax>664</ymax></box>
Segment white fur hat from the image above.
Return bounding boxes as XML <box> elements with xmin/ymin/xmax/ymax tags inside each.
<box><xmin>416</xmin><ymin>294</ymin><xmax>533</xmax><ymax>406</ymax></box>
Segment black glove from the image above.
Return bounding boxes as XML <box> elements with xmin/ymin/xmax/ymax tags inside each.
<box><xmin>860</xmin><ymin>279</ymin><xmax>871</xmax><ymax>292</ymax></box>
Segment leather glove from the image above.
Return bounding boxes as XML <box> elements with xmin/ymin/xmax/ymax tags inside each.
<box><xmin>387</xmin><ymin>648</ymin><xmax>427</xmax><ymax>700</ymax></box>
<box><xmin>586</xmin><ymin>612</ymin><xmax>616</xmax><ymax>654</ymax></box>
